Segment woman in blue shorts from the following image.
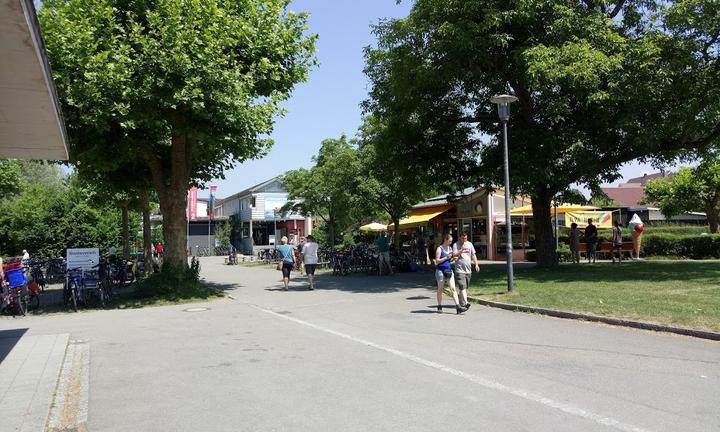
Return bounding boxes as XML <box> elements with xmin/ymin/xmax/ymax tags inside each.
<box><xmin>434</xmin><ymin>234</ymin><xmax>466</xmax><ymax>314</ymax></box>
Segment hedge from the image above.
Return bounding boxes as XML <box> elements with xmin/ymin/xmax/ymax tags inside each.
<box><xmin>527</xmin><ymin>234</ymin><xmax>720</xmax><ymax>261</ymax></box>
<box><xmin>641</xmin><ymin>234</ymin><xmax>720</xmax><ymax>259</ymax></box>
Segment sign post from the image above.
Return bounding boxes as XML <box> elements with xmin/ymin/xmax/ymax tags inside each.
<box><xmin>66</xmin><ymin>248</ymin><xmax>100</xmax><ymax>271</ymax></box>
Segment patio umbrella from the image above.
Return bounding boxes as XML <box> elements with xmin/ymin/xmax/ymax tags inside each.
<box><xmin>359</xmin><ymin>222</ymin><xmax>388</xmax><ymax>232</ymax></box>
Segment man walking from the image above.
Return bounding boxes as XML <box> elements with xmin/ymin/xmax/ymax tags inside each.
<box><xmin>453</xmin><ymin>232</ymin><xmax>479</xmax><ymax>309</ymax></box>
<box><xmin>584</xmin><ymin>218</ymin><xmax>598</xmax><ymax>263</ymax></box>
<box><xmin>377</xmin><ymin>231</ymin><xmax>393</xmax><ymax>276</ymax></box>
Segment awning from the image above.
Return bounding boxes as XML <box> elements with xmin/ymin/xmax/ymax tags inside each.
<box><xmin>509</xmin><ymin>203</ymin><xmax>598</xmax><ymax>216</ymax></box>
<box><xmin>0</xmin><ymin>0</ymin><xmax>69</xmax><ymax>160</ymax></box>
<box><xmin>359</xmin><ymin>222</ymin><xmax>388</xmax><ymax>232</ymax></box>
<box><xmin>388</xmin><ymin>205</ymin><xmax>453</xmax><ymax>230</ymax></box>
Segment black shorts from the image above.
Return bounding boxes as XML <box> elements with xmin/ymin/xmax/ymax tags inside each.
<box><xmin>282</xmin><ymin>262</ymin><xmax>293</xmax><ymax>278</ymax></box>
<box><xmin>305</xmin><ymin>264</ymin><xmax>317</xmax><ymax>275</ymax></box>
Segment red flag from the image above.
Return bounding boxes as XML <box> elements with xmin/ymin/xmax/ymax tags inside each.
<box><xmin>187</xmin><ymin>187</ymin><xmax>198</xmax><ymax>221</ymax></box>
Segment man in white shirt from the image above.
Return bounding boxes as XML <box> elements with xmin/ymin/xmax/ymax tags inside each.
<box><xmin>452</xmin><ymin>232</ymin><xmax>479</xmax><ymax>309</ymax></box>
<box><xmin>300</xmin><ymin>235</ymin><xmax>319</xmax><ymax>290</ymax></box>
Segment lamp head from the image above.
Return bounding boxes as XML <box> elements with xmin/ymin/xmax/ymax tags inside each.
<box><xmin>490</xmin><ymin>94</ymin><xmax>518</xmax><ymax>122</ymax></box>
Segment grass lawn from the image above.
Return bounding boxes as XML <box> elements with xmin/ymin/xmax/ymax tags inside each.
<box><xmin>467</xmin><ymin>261</ymin><xmax>720</xmax><ymax>332</ymax></box>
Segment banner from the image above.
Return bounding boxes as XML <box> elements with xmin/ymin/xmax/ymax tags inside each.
<box><xmin>264</xmin><ymin>195</ymin><xmax>287</xmax><ymax>219</ymax></box>
<box><xmin>208</xmin><ymin>185</ymin><xmax>217</xmax><ymax>219</ymax></box>
<box><xmin>565</xmin><ymin>211</ymin><xmax>613</xmax><ymax>228</ymax></box>
<box><xmin>187</xmin><ymin>187</ymin><xmax>198</xmax><ymax>221</ymax></box>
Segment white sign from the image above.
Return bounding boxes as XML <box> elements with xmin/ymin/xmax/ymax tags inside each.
<box><xmin>66</xmin><ymin>248</ymin><xmax>100</xmax><ymax>271</ymax></box>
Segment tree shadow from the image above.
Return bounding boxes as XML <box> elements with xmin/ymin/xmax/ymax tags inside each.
<box><xmin>310</xmin><ymin>272</ymin><xmax>433</xmax><ymax>294</ymax></box>
<box><xmin>0</xmin><ymin>328</ymin><xmax>28</xmax><ymax>362</ymax></box>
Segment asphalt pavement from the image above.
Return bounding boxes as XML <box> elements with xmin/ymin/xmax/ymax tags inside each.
<box><xmin>0</xmin><ymin>256</ymin><xmax>717</xmax><ymax>431</ymax></box>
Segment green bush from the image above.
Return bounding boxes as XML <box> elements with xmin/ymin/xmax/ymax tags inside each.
<box><xmin>641</xmin><ymin>233</ymin><xmax>720</xmax><ymax>259</ymax></box>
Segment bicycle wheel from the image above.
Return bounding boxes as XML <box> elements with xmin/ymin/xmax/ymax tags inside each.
<box><xmin>98</xmin><ymin>287</ymin><xmax>106</xmax><ymax>309</ymax></box>
<box><xmin>70</xmin><ymin>287</ymin><xmax>78</xmax><ymax>312</ymax></box>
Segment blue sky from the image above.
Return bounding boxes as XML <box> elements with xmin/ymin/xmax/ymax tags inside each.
<box><xmin>195</xmin><ymin>1</ymin><xmax>657</xmax><ymax>198</ymax></box>
<box><xmin>204</xmin><ymin>0</ymin><xmax>414</xmax><ymax>198</ymax></box>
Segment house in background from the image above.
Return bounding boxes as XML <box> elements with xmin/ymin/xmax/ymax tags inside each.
<box><xmin>215</xmin><ymin>177</ymin><xmax>311</xmax><ymax>254</ymax></box>
<box><xmin>600</xmin><ymin>172</ymin><xmax>707</xmax><ymax>225</ymax></box>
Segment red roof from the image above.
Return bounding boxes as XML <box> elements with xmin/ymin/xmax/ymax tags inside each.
<box><xmin>601</xmin><ymin>186</ymin><xmax>651</xmax><ymax>208</ymax></box>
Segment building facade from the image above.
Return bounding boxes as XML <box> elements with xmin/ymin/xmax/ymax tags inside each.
<box><xmin>214</xmin><ymin>177</ymin><xmax>311</xmax><ymax>254</ymax></box>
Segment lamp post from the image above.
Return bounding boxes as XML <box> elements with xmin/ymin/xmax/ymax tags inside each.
<box><xmin>490</xmin><ymin>94</ymin><xmax>518</xmax><ymax>292</ymax></box>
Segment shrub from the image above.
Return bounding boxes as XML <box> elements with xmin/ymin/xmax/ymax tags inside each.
<box><xmin>641</xmin><ymin>233</ymin><xmax>720</xmax><ymax>259</ymax></box>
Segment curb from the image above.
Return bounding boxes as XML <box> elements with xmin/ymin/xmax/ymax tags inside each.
<box><xmin>466</xmin><ymin>295</ymin><xmax>720</xmax><ymax>342</ymax></box>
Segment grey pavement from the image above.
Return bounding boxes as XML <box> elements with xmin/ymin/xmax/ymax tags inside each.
<box><xmin>0</xmin><ymin>331</ymin><xmax>69</xmax><ymax>431</ymax></box>
<box><xmin>0</xmin><ymin>256</ymin><xmax>718</xmax><ymax>431</ymax></box>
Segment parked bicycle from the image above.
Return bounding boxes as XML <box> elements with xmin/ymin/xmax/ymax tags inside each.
<box><xmin>63</xmin><ymin>267</ymin><xmax>84</xmax><ymax>312</ymax></box>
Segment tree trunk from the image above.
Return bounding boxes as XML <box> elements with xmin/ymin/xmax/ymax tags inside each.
<box><xmin>707</xmin><ymin>207</ymin><xmax>719</xmax><ymax>233</ymax></box>
<box><xmin>146</xmin><ymin>133</ymin><xmax>191</xmax><ymax>271</ymax></box>
<box><xmin>328</xmin><ymin>218</ymin><xmax>336</xmax><ymax>248</ymax></box>
<box><xmin>393</xmin><ymin>217</ymin><xmax>401</xmax><ymax>254</ymax></box>
<box><xmin>141</xmin><ymin>190</ymin><xmax>153</xmax><ymax>272</ymax></box>
<box><xmin>120</xmin><ymin>201</ymin><xmax>130</xmax><ymax>260</ymax></box>
<box><xmin>531</xmin><ymin>187</ymin><xmax>558</xmax><ymax>268</ymax></box>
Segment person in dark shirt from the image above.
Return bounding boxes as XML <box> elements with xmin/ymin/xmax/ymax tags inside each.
<box><xmin>584</xmin><ymin>219</ymin><xmax>598</xmax><ymax>263</ymax></box>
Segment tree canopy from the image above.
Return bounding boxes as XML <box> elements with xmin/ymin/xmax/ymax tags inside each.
<box><xmin>363</xmin><ymin>0</ymin><xmax>720</xmax><ymax>267</ymax></box>
<box><xmin>39</xmin><ymin>0</ymin><xmax>317</xmax><ymax>270</ymax></box>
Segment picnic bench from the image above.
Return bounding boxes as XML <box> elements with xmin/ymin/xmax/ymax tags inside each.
<box><xmin>578</xmin><ymin>241</ymin><xmax>634</xmax><ymax>259</ymax></box>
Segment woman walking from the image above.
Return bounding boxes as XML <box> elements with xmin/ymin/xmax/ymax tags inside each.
<box><xmin>434</xmin><ymin>234</ymin><xmax>467</xmax><ymax>314</ymax></box>
<box><xmin>301</xmin><ymin>235</ymin><xmax>319</xmax><ymax>290</ymax></box>
<box><xmin>277</xmin><ymin>236</ymin><xmax>295</xmax><ymax>291</ymax></box>
<box><xmin>568</xmin><ymin>223</ymin><xmax>581</xmax><ymax>263</ymax></box>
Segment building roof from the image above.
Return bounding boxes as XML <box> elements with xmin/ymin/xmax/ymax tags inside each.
<box><xmin>216</xmin><ymin>177</ymin><xmax>284</xmax><ymax>205</ymax></box>
<box><xmin>601</xmin><ymin>186</ymin><xmax>649</xmax><ymax>208</ymax></box>
<box><xmin>1</xmin><ymin>0</ymin><xmax>69</xmax><ymax>160</ymax></box>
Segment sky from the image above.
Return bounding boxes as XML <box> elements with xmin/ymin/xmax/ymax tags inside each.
<box><xmin>192</xmin><ymin>1</ymin><xmax>660</xmax><ymax>198</ymax></box>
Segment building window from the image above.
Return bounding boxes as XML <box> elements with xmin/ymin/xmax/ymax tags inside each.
<box><xmin>250</xmin><ymin>196</ymin><xmax>256</xmax><ymax>207</ymax></box>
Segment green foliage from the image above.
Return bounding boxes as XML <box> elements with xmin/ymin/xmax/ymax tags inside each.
<box><xmin>641</xmin><ymin>233</ymin><xmax>720</xmax><ymax>259</ymax></box>
<box><xmin>0</xmin><ymin>160</ymin><xmax>22</xmax><ymax>197</ymax></box>
<box><xmin>214</xmin><ymin>222</ymin><xmax>231</xmax><ymax>247</ymax></box>
<box><xmin>134</xmin><ymin>257</ymin><xmax>217</xmax><ymax>300</ymax></box>
<box><xmin>0</xmin><ymin>165</ymin><xmax>140</xmax><ymax>257</ymax></box>
<box><xmin>644</xmin><ymin>154</ymin><xmax>720</xmax><ymax>232</ymax></box>
<box><xmin>282</xmin><ymin>136</ymin><xmax>362</xmax><ymax>246</ymax></box>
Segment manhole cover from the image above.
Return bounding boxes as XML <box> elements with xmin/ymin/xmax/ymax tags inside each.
<box><xmin>183</xmin><ymin>307</ymin><xmax>210</xmax><ymax>312</ymax></box>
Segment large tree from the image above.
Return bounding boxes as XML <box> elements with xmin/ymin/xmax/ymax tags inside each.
<box><xmin>364</xmin><ymin>0</ymin><xmax>720</xmax><ymax>267</ymax></box>
<box><xmin>40</xmin><ymin>0</ymin><xmax>316</xmax><ymax>271</ymax></box>
<box><xmin>644</xmin><ymin>156</ymin><xmax>720</xmax><ymax>232</ymax></box>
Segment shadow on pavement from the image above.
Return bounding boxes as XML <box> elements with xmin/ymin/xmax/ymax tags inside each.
<box><xmin>0</xmin><ymin>328</ymin><xmax>28</xmax><ymax>362</ymax></box>
<box><xmin>307</xmin><ymin>272</ymin><xmax>433</xmax><ymax>294</ymax></box>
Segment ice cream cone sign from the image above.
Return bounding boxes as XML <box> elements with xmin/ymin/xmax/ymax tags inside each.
<box><xmin>628</xmin><ymin>214</ymin><xmax>644</xmax><ymax>259</ymax></box>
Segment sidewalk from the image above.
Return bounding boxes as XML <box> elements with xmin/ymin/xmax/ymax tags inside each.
<box><xmin>0</xmin><ymin>331</ymin><xmax>69</xmax><ymax>432</ymax></box>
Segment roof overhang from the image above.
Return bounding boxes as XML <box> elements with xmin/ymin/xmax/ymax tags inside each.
<box><xmin>0</xmin><ymin>0</ymin><xmax>69</xmax><ymax>160</ymax></box>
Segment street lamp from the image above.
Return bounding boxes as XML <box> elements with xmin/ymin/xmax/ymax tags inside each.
<box><xmin>491</xmin><ymin>94</ymin><xmax>518</xmax><ymax>292</ymax></box>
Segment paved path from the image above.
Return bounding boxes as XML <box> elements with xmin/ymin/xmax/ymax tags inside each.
<box><xmin>0</xmin><ymin>256</ymin><xmax>718</xmax><ymax>431</ymax></box>
<box><xmin>0</xmin><ymin>331</ymin><xmax>69</xmax><ymax>431</ymax></box>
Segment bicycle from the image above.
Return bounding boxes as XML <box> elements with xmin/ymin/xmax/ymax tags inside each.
<box><xmin>63</xmin><ymin>267</ymin><xmax>84</xmax><ymax>312</ymax></box>
<box><xmin>83</xmin><ymin>265</ymin><xmax>107</xmax><ymax>308</ymax></box>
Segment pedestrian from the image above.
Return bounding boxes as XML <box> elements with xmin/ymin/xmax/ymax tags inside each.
<box><xmin>568</xmin><ymin>223</ymin><xmax>581</xmax><ymax>264</ymax></box>
<box><xmin>21</xmin><ymin>249</ymin><xmax>30</xmax><ymax>269</ymax></box>
<box><xmin>296</xmin><ymin>236</ymin><xmax>306</xmax><ymax>275</ymax></box>
<box><xmin>156</xmin><ymin>242</ymin><xmax>164</xmax><ymax>256</ymax></box>
<box><xmin>301</xmin><ymin>235</ymin><xmax>319</xmax><ymax>290</ymax></box>
<box><xmin>584</xmin><ymin>218</ymin><xmax>598</xmax><ymax>263</ymax></box>
<box><xmin>611</xmin><ymin>221</ymin><xmax>623</xmax><ymax>263</ymax></box>
<box><xmin>434</xmin><ymin>234</ymin><xmax>467</xmax><ymax>314</ymax></box>
<box><xmin>377</xmin><ymin>231</ymin><xmax>393</xmax><ymax>276</ymax></box>
<box><xmin>108</xmin><ymin>245</ymin><xmax>118</xmax><ymax>266</ymax></box>
<box><xmin>452</xmin><ymin>232</ymin><xmax>479</xmax><ymax>310</ymax></box>
<box><xmin>277</xmin><ymin>236</ymin><xmax>295</xmax><ymax>291</ymax></box>
<box><xmin>417</xmin><ymin>235</ymin><xmax>426</xmax><ymax>269</ymax></box>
